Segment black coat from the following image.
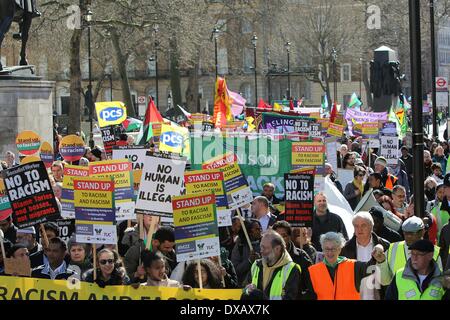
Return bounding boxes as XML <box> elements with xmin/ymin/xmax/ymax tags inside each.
<box><xmin>286</xmin><ymin>242</ymin><xmax>313</xmax><ymax>300</ymax></box>
<box><xmin>439</xmin><ymin>223</ymin><xmax>450</xmax><ymax>269</ymax></box>
<box><xmin>312</xmin><ymin>210</ymin><xmax>349</xmax><ymax>252</ymax></box>
<box><xmin>29</xmin><ymin>244</ymin><xmax>45</xmax><ymax>269</ymax></box>
<box><xmin>83</xmin><ymin>268</ymin><xmax>130</xmax><ymax>287</ymax></box>
<box><xmin>378</xmin><ymin>225</ymin><xmax>403</xmax><ymax>244</ymax></box>
<box><xmin>341</xmin><ymin>232</ymin><xmax>390</xmax><ymax>261</ymax></box>
<box><xmin>3</xmin><ymin>225</ymin><xmax>17</xmax><ymax>244</ymax></box>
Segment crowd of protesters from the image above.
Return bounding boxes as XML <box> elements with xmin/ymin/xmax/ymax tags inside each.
<box><xmin>1</xmin><ymin>129</ymin><xmax>450</xmax><ymax>301</ymax></box>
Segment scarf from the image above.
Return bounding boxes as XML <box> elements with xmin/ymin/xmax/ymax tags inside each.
<box><xmin>353</xmin><ymin>179</ymin><xmax>363</xmax><ymax>196</ymax></box>
<box><xmin>261</xmin><ymin>250</ymin><xmax>293</xmax><ymax>291</ymax></box>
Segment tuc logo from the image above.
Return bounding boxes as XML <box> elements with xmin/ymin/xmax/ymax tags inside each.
<box><xmin>161</xmin><ymin>131</ymin><xmax>183</xmax><ymax>147</ymax></box>
<box><xmin>99</xmin><ymin>107</ymin><xmax>124</xmax><ymax>122</ymax></box>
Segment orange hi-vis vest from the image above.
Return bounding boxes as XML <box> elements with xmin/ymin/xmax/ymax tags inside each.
<box><xmin>308</xmin><ymin>260</ymin><xmax>361</xmax><ymax>300</ymax></box>
<box><xmin>385</xmin><ymin>174</ymin><xmax>398</xmax><ymax>191</ymax></box>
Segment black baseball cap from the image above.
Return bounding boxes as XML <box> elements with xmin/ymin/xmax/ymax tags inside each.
<box><xmin>409</xmin><ymin>239</ymin><xmax>434</xmax><ymax>253</ymax></box>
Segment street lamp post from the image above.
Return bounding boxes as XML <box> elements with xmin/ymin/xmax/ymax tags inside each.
<box><xmin>409</xmin><ymin>0</ymin><xmax>425</xmax><ymax>218</ymax></box>
<box><xmin>252</xmin><ymin>34</ymin><xmax>258</xmax><ymax>107</ymax></box>
<box><xmin>359</xmin><ymin>58</ymin><xmax>363</xmax><ymax>98</ymax></box>
<box><xmin>84</xmin><ymin>7</ymin><xmax>94</xmax><ymax>148</ymax></box>
<box><xmin>106</xmin><ymin>72</ymin><xmax>112</xmax><ymax>101</ymax></box>
<box><xmin>430</xmin><ymin>0</ymin><xmax>438</xmax><ymax>139</ymax></box>
<box><xmin>266</xmin><ymin>49</ymin><xmax>272</xmax><ymax>104</ymax></box>
<box><xmin>285</xmin><ymin>41</ymin><xmax>291</xmax><ymax>99</ymax></box>
<box><xmin>213</xmin><ymin>28</ymin><xmax>220</xmax><ymax>79</ymax></box>
<box><xmin>153</xmin><ymin>24</ymin><xmax>159</xmax><ymax>110</ymax></box>
<box><xmin>331</xmin><ymin>48</ymin><xmax>338</xmax><ymax>103</ymax></box>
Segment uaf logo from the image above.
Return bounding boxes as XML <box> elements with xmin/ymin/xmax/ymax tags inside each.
<box><xmin>161</xmin><ymin>131</ymin><xmax>183</xmax><ymax>147</ymax></box>
<box><xmin>100</xmin><ymin>107</ymin><xmax>124</xmax><ymax>122</ymax></box>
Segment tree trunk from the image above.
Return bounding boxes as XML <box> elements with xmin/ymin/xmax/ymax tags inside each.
<box><xmin>68</xmin><ymin>28</ymin><xmax>82</xmax><ymax>134</ymax></box>
<box><xmin>110</xmin><ymin>27</ymin><xmax>135</xmax><ymax>117</ymax></box>
<box><xmin>170</xmin><ymin>36</ymin><xmax>182</xmax><ymax>110</ymax></box>
<box><xmin>185</xmin><ymin>54</ymin><xmax>200</xmax><ymax>113</ymax></box>
<box><xmin>363</xmin><ymin>60</ymin><xmax>373</xmax><ymax>110</ymax></box>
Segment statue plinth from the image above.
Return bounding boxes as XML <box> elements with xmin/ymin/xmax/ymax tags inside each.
<box><xmin>0</xmin><ymin>74</ymin><xmax>55</xmax><ymax>158</ymax></box>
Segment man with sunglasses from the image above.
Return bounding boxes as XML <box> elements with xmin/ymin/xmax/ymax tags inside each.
<box><xmin>373</xmin><ymin>216</ymin><xmax>443</xmax><ymax>286</ymax></box>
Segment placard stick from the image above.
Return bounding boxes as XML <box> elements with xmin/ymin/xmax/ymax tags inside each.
<box><xmin>0</xmin><ymin>231</ymin><xmax>6</xmax><ymax>260</ymax></box>
<box><xmin>217</xmin><ymin>255</ymin><xmax>226</xmax><ymax>288</ymax></box>
<box><xmin>93</xmin><ymin>244</ymin><xmax>97</xmax><ymax>281</ymax></box>
<box><xmin>197</xmin><ymin>260</ymin><xmax>203</xmax><ymax>289</ymax></box>
<box><xmin>237</xmin><ymin>208</ymin><xmax>253</xmax><ymax>252</ymax></box>
<box><xmin>127</xmin><ymin>219</ymin><xmax>132</xmax><ymax>229</ymax></box>
<box><xmin>145</xmin><ymin>216</ymin><xmax>160</xmax><ymax>251</ymax></box>
<box><xmin>39</xmin><ymin>224</ymin><xmax>49</xmax><ymax>249</ymax></box>
<box><xmin>139</xmin><ymin>214</ymin><xmax>144</xmax><ymax>240</ymax></box>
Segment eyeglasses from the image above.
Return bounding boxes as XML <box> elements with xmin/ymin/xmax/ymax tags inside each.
<box><xmin>323</xmin><ymin>248</ymin><xmax>338</xmax><ymax>253</ymax></box>
<box><xmin>358</xmin><ymin>174</ymin><xmax>365</xmax><ymax>177</ymax></box>
<box><xmin>99</xmin><ymin>259</ymin><xmax>114</xmax><ymax>265</ymax></box>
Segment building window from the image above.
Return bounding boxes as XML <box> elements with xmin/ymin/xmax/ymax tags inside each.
<box><xmin>217</xmin><ymin>19</ymin><xmax>227</xmax><ymax>32</ymax></box>
<box><xmin>218</xmin><ymin>48</ymin><xmax>228</xmax><ymax>75</ymax></box>
<box><xmin>147</xmin><ymin>56</ymin><xmax>156</xmax><ymax>77</ymax></box>
<box><xmin>240</xmin><ymin>83</ymin><xmax>253</xmax><ymax>106</ymax></box>
<box><xmin>343</xmin><ymin>94</ymin><xmax>352</xmax><ymax>107</ymax></box>
<box><xmin>127</xmin><ymin>55</ymin><xmax>136</xmax><ymax>78</ymax></box>
<box><xmin>243</xmin><ymin>48</ymin><xmax>253</xmax><ymax>73</ymax></box>
<box><xmin>61</xmin><ymin>96</ymin><xmax>70</xmax><ymax>115</ymax></box>
<box><xmin>241</xmin><ymin>20</ymin><xmax>252</xmax><ymax>34</ymax></box>
<box><xmin>341</xmin><ymin>64</ymin><xmax>351</xmax><ymax>82</ymax></box>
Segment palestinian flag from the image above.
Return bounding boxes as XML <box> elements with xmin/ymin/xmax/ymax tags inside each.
<box><xmin>137</xmin><ymin>97</ymin><xmax>164</xmax><ymax>145</ymax></box>
<box><xmin>122</xmin><ymin>117</ymin><xmax>142</xmax><ymax>132</ymax></box>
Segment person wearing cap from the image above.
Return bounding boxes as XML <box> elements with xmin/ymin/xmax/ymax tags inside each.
<box><xmin>15</xmin><ymin>227</ymin><xmax>45</xmax><ymax>269</ymax></box>
<box><xmin>385</xmin><ymin>240</ymin><xmax>446</xmax><ymax>300</ymax></box>
<box><xmin>373</xmin><ymin>216</ymin><xmax>443</xmax><ymax>286</ymax></box>
<box><xmin>374</xmin><ymin>157</ymin><xmax>398</xmax><ymax>192</ymax></box>
<box><xmin>369</xmin><ymin>206</ymin><xmax>402</xmax><ymax>243</ymax></box>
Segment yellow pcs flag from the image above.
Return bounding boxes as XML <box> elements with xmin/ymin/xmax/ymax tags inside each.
<box><xmin>159</xmin><ymin>124</ymin><xmax>189</xmax><ymax>154</ymax></box>
<box><xmin>95</xmin><ymin>101</ymin><xmax>127</xmax><ymax>128</ymax></box>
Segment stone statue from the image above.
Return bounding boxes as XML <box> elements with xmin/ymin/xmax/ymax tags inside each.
<box><xmin>0</xmin><ymin>0</ymin><xmax>41</xmax><ymax>71</ymax></box>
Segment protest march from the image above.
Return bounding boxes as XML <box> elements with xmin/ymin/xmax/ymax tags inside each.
<box><xmin>0</xmin><ymin>78</ymin><xmax>449</xmax><ymax>302</ymax></box>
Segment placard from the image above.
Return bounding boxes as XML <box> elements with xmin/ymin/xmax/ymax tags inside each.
<box><xmin>381</xmin><ymin>135</ymin><xmax>399</xmax><ymax>166</ymax></box>
<box><xmin>95</xmin><ymin>101</ymin><xmax>127</xmax><ymax>128</ymax></box>
<box><xmin>0</xmin><ymin>178</ymin><xmax>12</xmax><ymax>221</ymax></box>
<box><xmin>16</xmin><ymin>131</ymin><xmax>41</xmax><ymax>156</ymax></box>
<box><xmin>112</xmin><ymin>146</ymin><xmax>147</xmax><ymax>195</ymax></box>
<box><xmin>292</xmin><ymin>142</ymin><xmax>325</xmax><ymax>166</ymax></box>
<box><xmin>39</xmin><ymin>142</ymin><xmax>54</xmax><ymax>169</ymax></box>
<box><xmin>2</xmin><ymin>161</ymin><xmax>60</xmax><ymax>228</ymax></box>
<box><xmin>100</xmin><ymin>125</ymin><xmax>120</xmax><ymax>158</ymax></box>
<box><xmin>172</xmin><ymin>193</ymin><xmax>220</xmax><ymax>262</ymax></box>
<box><xmin>74</xmin><ymin>177</ymin><xmax>117</xmax><ymax>244</ymax></box>
<box><xmin>61</xmin><ymin>165</ymin><xmax>90</xmax><ymax>219</ymax></box>
<box><xmin>184</xmin><ymin>170</ymin><xmax>231</xmax><ymax>227</ymax></box>
<box><xmin>284</xmin><ymin>173</ymin><xmax>314</xmax><ymax>227</ymax></box>
<box><xmin>202</xmin><ymin>153</ymin><xmax>253</xmax><ymax>210</ymax></box>
<box><xmin>89</xmin><ymin>160</ymin><xmax>134</xmax><ymax>221</ymax></box>
<box><xmin>59</xmin><ymin>135</ymin><xmax>86</xmax><ymax>162</ymax></box>
<box><xmin>135</xmin><ymin>152</ymin><xmax>186</xmax><ymax>217</ymax></box>
<box><xmin>56</xmin><ymin>219</ymin><xmax>75</xmax><ymax>243</ymax></box>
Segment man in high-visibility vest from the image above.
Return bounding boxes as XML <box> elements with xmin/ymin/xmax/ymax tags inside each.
<box><xmin>374</xmin><ymin>216</ymin><xmax>443</xmax><ymax>286</ymax></box>
<box><xmin>247</xmin><ymin>229</ymin><xmax>302</xmax><ymax>300</ymax></box>
<box><xmin>385</xmin><ymin>240</ymin><xmax>446</xmax><ymax>300</ymax></box>
<box><xmin>374</xmin><ymin>156</ymin><xmax>398</xmax><ymax>191</ymax></box>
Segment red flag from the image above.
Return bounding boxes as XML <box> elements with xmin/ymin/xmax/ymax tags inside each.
<box><xmin>257</xmin><ymin>98</ymin><xmax>272</xmax><ymax>110</ymax></box>
<box><xmin>330</xmin><ymin>102</ymin><xmax>338</xmax><ymax>123</ymax></box>
<box><xmin>289</xmin><ymin>99</ymin><xmax>295</xmax><ymax>111</ymax></box>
